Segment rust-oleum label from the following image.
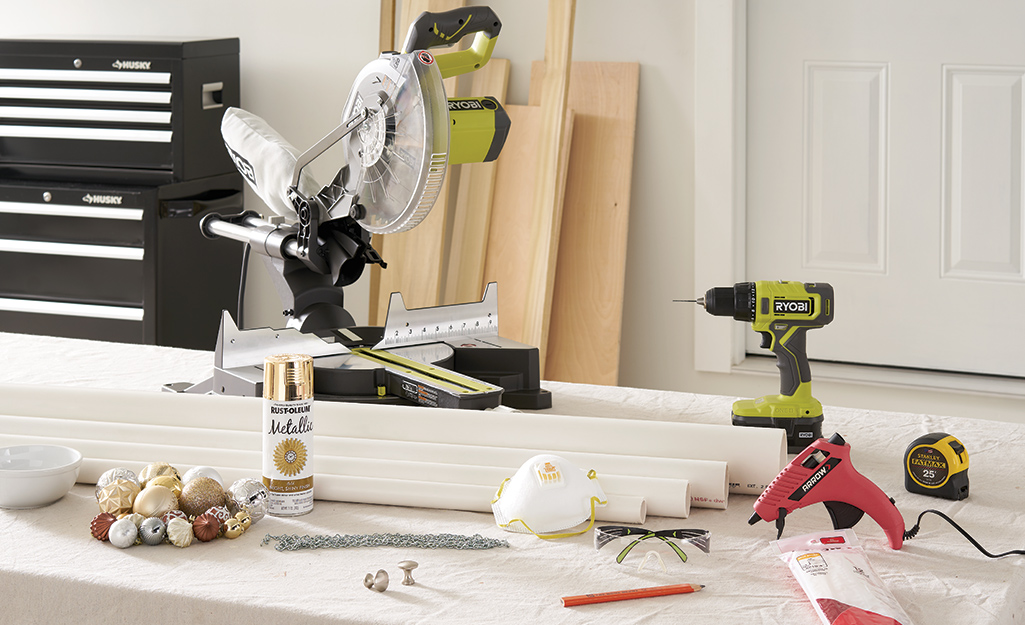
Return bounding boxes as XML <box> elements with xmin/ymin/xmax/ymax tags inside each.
<box><xmin>263</xmin><ymin>397</ymin><xmax>315</xmax><ymax>515</ymax></box>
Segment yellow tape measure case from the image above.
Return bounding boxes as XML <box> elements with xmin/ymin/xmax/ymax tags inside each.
<box><xmin>904</xmin><ymin>433</ymin><xmax>969</xmax><ymax>500</ymax></box>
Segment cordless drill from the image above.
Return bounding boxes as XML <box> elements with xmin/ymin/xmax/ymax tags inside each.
<box><xmin>685</xmin><ymin>281</ymin><xmax>834</xmax><ymax>453</ymax></box>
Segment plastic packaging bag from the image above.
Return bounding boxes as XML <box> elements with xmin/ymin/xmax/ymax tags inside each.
<box><xmin>774</xmin><ymin>529</ymin><xmax>915</xmax><ymax>625</ymax></box>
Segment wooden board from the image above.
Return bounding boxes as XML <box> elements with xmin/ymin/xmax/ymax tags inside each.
<box><xmin>442</xmin><ymin>58</ymin><xmax>510</xmax><ymax>305</ymax></box>
<box><xmin>529</xmin><ymin>61</ymin><xmax>640</xmax><ymax>385</ymax></box>
<box><xmin>511</xmin><ymin>0</ymin><xmax>576</xmax><ymax>371</ymax></box>
<box><xmin>483</xmin><ymin>105</ymin><xmax>575</xmax><ymax>347</ymax></box>
<box><xmin>369</xmin><ymin>0</ymin><xmax>466</xmax><ymax>324</ymax></box>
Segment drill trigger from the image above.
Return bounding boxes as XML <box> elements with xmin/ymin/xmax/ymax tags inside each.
<box><xmin>774</xmin><ymin>508</ymin><xmax>787</xmax><ymax>539</ymax></box>
<box><xmin>824</xmin><ymin>500</ymin><xmax>866</xmax><ymax>530</ymax></box>
<box><xmin>759</xmin><ymin>331</ymin><xmax>773</xmax><ymax>349</ymax></box>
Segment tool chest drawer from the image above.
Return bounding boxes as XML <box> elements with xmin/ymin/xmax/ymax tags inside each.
<box><xmin>0</xmin><ymin>38</ymin><xmax>239</xmax><ymax>185</ymax></box>
<box><xmin>0</xmin><ymin>251</ymin><xmax>144</xmax><ymax>305</ymax></box>
<box><xmin>0</xmin><ymin>177</ymin><xmax>243</xmax><ymax>349</ymax></box>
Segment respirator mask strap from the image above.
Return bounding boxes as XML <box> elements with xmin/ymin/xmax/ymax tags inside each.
<box><xmin>491</xmin><ymin>470</ymin><xmax>608</xmax><ymax>540</ymax></box>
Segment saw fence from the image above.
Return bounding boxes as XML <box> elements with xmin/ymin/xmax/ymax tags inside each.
<box><xmin>371</xmin><ymin>0</ymin><xmax>640</xmax><ymax>387</ymax></box>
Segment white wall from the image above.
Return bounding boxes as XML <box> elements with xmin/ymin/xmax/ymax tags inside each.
<box><xmin>4</xmin><ymin>0</ymin><xmax>1020</xmax><ymax>423</ymax></box>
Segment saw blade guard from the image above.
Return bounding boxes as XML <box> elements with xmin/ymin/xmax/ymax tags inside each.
<box><xmin>338</xmin><ymin>51</ymin><xmax>449</xmax><ymax>235</ymax></box>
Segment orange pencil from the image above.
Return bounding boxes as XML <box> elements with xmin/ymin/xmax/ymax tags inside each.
<box><xmin>561</xmin><ymin>583</ymin><xmax>705</xmax><ymax>607</ymax></box>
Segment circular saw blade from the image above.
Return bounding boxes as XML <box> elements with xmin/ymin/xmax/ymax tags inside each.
<box><xmin>341</xmin><ymin>51</ymin><xmax>449</xmax><ymax>234</ymax></box>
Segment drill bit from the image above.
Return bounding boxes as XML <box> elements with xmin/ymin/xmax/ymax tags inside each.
<box><xmin>673</xmin><ymin>298</ymin><xmax>706</xmax><ymax>306</ymax></box>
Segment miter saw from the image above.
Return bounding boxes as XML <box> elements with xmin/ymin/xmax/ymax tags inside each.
<box><xmin>165</xmin><ymin>7</ymin><xmax>551</xmax><ymax>410</ymax></box>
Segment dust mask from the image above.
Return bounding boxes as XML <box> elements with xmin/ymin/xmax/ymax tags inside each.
<box><xmin>491</xmin><ymin>454</ymin><xmax>607</xmax><ymax>539</ymax></box>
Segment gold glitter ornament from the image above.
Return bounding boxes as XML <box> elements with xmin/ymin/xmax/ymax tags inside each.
<box><xmin>147</xmin><ymin>475</ymin><xmax>183</xmax><ymax>499</ymax></box>
<box><xmin>138</xmin><ymin>462</ymin><xmax>181</xmax><ymax>489</ymax></box>
<box><xmin>166</xmin><ymin>517</ymin><xmax>193</xmax><ymax>548</ymax></box>
<box><xmin>97</xmin><ymin>479</ymin><xmax>141</xmax><ymax>516</ymax></box>
<box><xmin>133</xmin><ymin>484</ymin><xmax>178</xmax><ymax>518</ymax></box>
<box><xmin>179</xmin><ymin>476</ymin><xmax>225</xmax><ymax>518</ymax></box>
<box><xmin>223</xmin><ymin>517</ymin><xmax>243</xmax><ymax>539</ymax></box>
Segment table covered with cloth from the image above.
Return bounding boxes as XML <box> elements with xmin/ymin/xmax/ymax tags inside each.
<box><xmin>0</xmin><ymin>331</ymin><xmax>1023</xmax><ymax>624</ymax></box>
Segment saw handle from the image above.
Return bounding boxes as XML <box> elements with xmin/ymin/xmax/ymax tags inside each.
<box><xmin>402</xmin><ymin>6</ymin><xmax>502</xmax><ymax>79</ymax></box>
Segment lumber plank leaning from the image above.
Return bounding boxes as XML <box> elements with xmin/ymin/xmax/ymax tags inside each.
<box><xmin>529</xmin><ymin>61</ymin><xmax>640</xmax><ymax>385</ymax></box>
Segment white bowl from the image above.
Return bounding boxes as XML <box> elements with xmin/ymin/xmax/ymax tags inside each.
<box><xmin>0</xmin><ymin>445</ymin><xmax>83</xmax><ymax>509</ymax></box>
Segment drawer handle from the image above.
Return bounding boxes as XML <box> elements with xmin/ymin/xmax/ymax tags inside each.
<box><xmin>0</xmin><ymin>297</ymin><xmax>143</xmax><ymax>321</ymax></box>
<box><xmin>0</xmin><ymin>238</ymin><xmax>143</xmax><ymax>260</ymax></box>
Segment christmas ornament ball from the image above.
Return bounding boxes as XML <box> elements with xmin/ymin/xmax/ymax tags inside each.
<box><xmin>223</xmin><ymin>517</ymin><xmax>243</xmax><ymax>539</ymax></box>
<box><xmin>192</xmin><ymin>513</ymin><xmax>219</xmax><ymax>542</ymax></box>
<box><xmin>97</xmin><ymin>479</ymin><xmax>141</xmax><ymax>517</ymax></box>
<box><xmin>133</xmin><ymin>484</ymin><xmax>178</xmax><ymax>518</ymax></box>
<box><xmin>234</xmin><ymin>510</ymin><xmax>252</xmax><ymax>531</ymax></box>
<box><xmin>147</xmin><ymin>475</ymin><xmax>183</xmax><ymax>499</ymax></box>
<box><xmin>166</xmin><ymin>517</ymin><xmax>193</xmax><ymax>548</ymax></box>
<box><xmin>138</xmin><ymin>462</ymin><xmax>180</xmax><ymax>489</ymax></box>
<box><xmin>94</xmin><ymin>468</ymin><xmax>139</xmax><ymax>500</ymax></box>
<box><xmin>139</xmin><ymin>517</ymin><xmax>166</xmax><ymax>546</ymax></box>
<box><xmin>161</xmin><ymin>509</ymin><xmax>188</xmax><ymax>525</ymax></box>
<box><xmin>108</xmin><ymin>517</ymin><xmax>138</xmax><ymax>549</ymax></box>
<box><xmin>226</xmin><ymin>478</ymin><xmax>269</xmax><ymax>524</ymax></box>
<box><xmin>179</xmin><ymin>477</ymin><xmax>225</xmax><ymax>518</ymax></box>
<box><xmin>181</xmin><ymin>466</ymin><xmax>223</xmax><ymax>487</ymax></box>
<box><xmin>90</xmin><ymin>512</ymin><xmax>117</xmax><ymax>541</ymax></box>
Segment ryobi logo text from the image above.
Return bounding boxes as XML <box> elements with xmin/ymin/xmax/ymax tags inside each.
<box><xmin>225</xmin><ymin>143</ymin><xmax>257</xmax><ymax>186</ymax></box>
<box><xmin>449</xmin><ymin>99</ymin><xmax>485</xmax><ymax>111</ymax></box>
<box><xmin>774</xmin><ymin>298</ymin><xmax>813</xmax><ymax>315</ymax></box>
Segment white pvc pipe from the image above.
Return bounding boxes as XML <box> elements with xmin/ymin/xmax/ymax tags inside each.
<box><xmin>0</xmin><ymin>385</ymin><xmax>780</xmax><ymax>495</ymax></box>
<box><xmin>316</xmin><ymin>436</ymin><xmax>728</xmax><ymax>509</ymax></box>
<box><xmin>76</xmin><ymin>457</ymin><xmax>651</xmax><ymax>524</ymax></box>
<box><xmin>0</xmin><ymin>412</ymin><xmax>717</xmax><ymax>513</ymax></box>
<box><xmin>5</xmin><ymin>430</ymin><xmax>688</xmax><ymax>518</ymax></box>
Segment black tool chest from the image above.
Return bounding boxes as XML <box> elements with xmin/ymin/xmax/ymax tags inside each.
<box><xmin>0</xmin><ymin>38</ymin><xmax>243</xmax><ymax>350</ymax></box>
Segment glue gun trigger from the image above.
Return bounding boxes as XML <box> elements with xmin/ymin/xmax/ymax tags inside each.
<box><xmin>774</xmin><ymin>508</ymin><xmax>787</xmax><ymax>539</ymax></box>
<box><xmin>824</xmin><ymin>500</ymin><xmax>865</xmax><ymax>530</ymax></box>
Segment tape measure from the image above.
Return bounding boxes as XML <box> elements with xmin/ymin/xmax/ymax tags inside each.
<box><xmin>903</xmin><ymin>433</ymin><xmax>969</xmax><ymax>500</ymax></box>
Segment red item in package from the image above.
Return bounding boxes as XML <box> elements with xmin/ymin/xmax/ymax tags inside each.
<box><xmin>773</xmin><ymin>530</ymin><xmax>915</xmax><ymax>625</ymax></box>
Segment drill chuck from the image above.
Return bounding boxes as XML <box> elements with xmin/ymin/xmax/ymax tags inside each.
<box><xmin>701</xmin><ymin>283</ymin><xmax>756</xmax><ymax>322</ymax></box>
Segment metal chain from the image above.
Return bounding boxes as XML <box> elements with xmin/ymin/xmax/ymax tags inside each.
<box><xmin>261</xmin><ymin>532</ymin><xmax>510</xmax><ymax>552</ymax></box>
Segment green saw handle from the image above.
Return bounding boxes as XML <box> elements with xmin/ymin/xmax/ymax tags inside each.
<box><xmin>401</xmin><ymin>6</ymin><xmax>502</xmax><ymax>79</ymax></box>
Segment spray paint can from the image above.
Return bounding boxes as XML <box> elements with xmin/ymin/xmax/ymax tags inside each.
<box><xmin>263</xmin><ymin>353</ymin><xmax>314</xmax><ymax>516</ymax></box>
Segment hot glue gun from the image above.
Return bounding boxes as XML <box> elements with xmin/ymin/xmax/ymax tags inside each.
<box><xmin>749</xmin><ymin>433</ymin><xmax>907</xmax><ymax>549</ymax></box>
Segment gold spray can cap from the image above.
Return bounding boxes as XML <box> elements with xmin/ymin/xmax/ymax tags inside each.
<box><xmin>263</xmin><ymin>354</ymin><xmax>314</xmax><ymax>401</ymax></box>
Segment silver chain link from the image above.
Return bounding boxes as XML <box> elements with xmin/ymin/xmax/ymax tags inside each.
<box><xmin>262</xmin><ymin>532</ymin><xmax>510</xmax><ymax>551</ymax></box>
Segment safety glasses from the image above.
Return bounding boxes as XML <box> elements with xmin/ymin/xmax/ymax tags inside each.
<box><xmin>594</xmin><ymin>525</ymin><xmax>711</xmax><ymax>564</ymax></box>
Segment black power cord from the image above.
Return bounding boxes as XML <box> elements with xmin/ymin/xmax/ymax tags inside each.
<box><xmin>904</xmin><ymin>509</ymin><xmax>1025</xmax><ymax>558</ymax></box>
<box><xmin>237</xmin><ymin>242</ymin><xmax>251</xmax><ymax>330</ymax></box>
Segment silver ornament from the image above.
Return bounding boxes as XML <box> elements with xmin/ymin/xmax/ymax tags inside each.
<box><xmin>108</xmin><ymin>517</ymin><xmax>138</xmax><ymax>549</ymax></box>
<box><xmin>181</xmin><ymin>466</ymin><xmax>223</xmax><ymax>487</ymax></box>
<box><xmin>95</xmin><ymin>467</ymin><xmax>140</xmax><ymax>501</ymax></box>
<box><xmin>227</xmin><ymin>478</ymin><xmax>269</xmax><ymax>524</ymax></box>
<box><xmin>139</xmin><ymin>517</ymin><xmax>166</xmax><ymax>546</ymax></box>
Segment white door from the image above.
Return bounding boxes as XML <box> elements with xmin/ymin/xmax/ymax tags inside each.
<box><xmin>746</xmin><ymin>0</ymin><xmax>1025</xmax><ymax>377</ymax></box>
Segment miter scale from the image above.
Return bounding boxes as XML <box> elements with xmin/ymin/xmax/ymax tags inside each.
<box><xmin>165</xmin><ymin>7</ymin><xmax>550</xmax><ymax>409</ymax></box>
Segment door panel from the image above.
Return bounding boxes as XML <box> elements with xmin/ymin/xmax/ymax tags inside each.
<box><xmin>747</xmin><ymin>0</ymin><xmax>1025</xmax><ymax>377</ymax></box>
